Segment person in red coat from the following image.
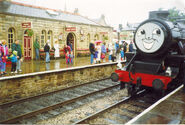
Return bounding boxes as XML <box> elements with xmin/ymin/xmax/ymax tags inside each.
<box><xmin>1</xmin><ymin>40</ymin><xmax>9</xmax><ymax>74</ymax></box>
<box><xmin>63</xmin><ymin>45</ymin><xmax>71</xmax><ymax>64</ymax></box>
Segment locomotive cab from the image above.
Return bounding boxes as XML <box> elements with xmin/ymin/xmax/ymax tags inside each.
<box><xmin>111</xmin><ymin>15</ymin><xmax>185</xmax><ymax>96</ymax></box>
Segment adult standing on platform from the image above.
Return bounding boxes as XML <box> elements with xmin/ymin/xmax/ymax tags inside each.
<box><xmin>12</xmin><ymin>40</ymin><xmax>22</xmax><ymax>73</ymax></box>
<box><xmin>96</xmin><ymin>42</ymin><xmax>101</xmax><ymax>63</ymax></box>
<box><xmin>68</xmin><ymin>41</ymin><xmax>73</xmax><ymax>51</ymax></box>
<box><xmin>54</xmin><ymin>40</ymin><xmax>60</xmax><ymax>58</ymax></box>
<box><xmin>101</xmin><ymin>42</ymin><xmax>106</xmax><ymax>63</ymax></box>
<box><xmin>115</xmin><ymin>41</ymin><xmax>120</xmax><ymax>61</ymax></box>
<box><xmin>108</xmin><ymin>43</ymin><xmax>113</xmax><ymax>62</ymax></box>
<box><xmin>33</xmin><ymin>38</ymin><xmax>40</xmax><ymax>60</ymax></box>
<box><xmin>44</xmin><ymin>42</ymin><xmax>50</xmax><ymax>63</ymax></box>
<box><xmin>123</xmin><ymin>41</ymin><xmax>127</xmax><ymax>60</ymax></box>
<box><xmin>89</xmin><ymin>42</ymin><xmax>95</xmax><ymax>64</ymax></box>
<box><xmin>1</xmin><ymin>40</ymin><xmax>9</xmax><ymax>74</ymax></box>
<box><xmin>129</xmin><ymin>41</ymin><xmax>134</xmax><ymax>52</ymax></box>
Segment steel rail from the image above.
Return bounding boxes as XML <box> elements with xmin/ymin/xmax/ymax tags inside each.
<box><xmin>73</xmin><ymin>90</ymin><xmax>146</xmax><ymax>124</ymax></box>
<box><xmin>0</xmin><ymin>83</ymin><xmax>119</xmax><ymax>124</ymax></box>
<box><xmin>0</xmin><ymin>78</ymin><xmax>109</xmax><ymax>108</ymax></box>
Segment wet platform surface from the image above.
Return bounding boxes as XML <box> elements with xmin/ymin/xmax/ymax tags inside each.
<box><xmin>132</xmin><ymin>87</ymin><xmax>185</xmax><ymax>124</ymax></box>
<box><xmin>3</xmin><ymin>57</ymin><xmax>110</xmax><ymax>76</ymax></box>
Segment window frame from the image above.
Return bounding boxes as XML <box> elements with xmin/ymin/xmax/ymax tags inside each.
<box><xmin>8</xmin><ymin>27</ymin><xmax>15</xmax><ymax>49</ymax></box>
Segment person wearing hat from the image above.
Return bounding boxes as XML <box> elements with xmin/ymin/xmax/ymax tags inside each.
<box><xmin>33</xmin><ymin>38</ymin><xmax>40</xmax><ymax>60</ymax></box>
<box><xmin>44</xmin><ymin>41</ymin><xmax>50</xmax><ymax>63</ymax></box>
<box><xmin>12</xmin><ymin>40</ymin><xmax>22</xmax><ymax>73</ymax></box>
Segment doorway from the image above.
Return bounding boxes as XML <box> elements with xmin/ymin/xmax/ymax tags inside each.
<box><xmin>66</xmin><ymin>33</ymin><xmax>76</xmax><ymax>53</ymax></box>
<box><xmin>24</xmin><ymin>30</ymin><xmax>32</xmax><ymax>60</ymax></box>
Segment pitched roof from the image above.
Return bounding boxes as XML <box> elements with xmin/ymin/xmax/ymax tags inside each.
<box><xmin>0</xmin><ymin>1</ymin><xmax>108</xmax><ymax>27</ymax></box>
<box><xmin>122</xmin><ymin>23</ymin><xmax>140</xmax><ymax>31</ymax></box>
<box><xmin>91</xmin><ymin>14</ymin><xmax>108</xmax><ymax>26</ymax></box>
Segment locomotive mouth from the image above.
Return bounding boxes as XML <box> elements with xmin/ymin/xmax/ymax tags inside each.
<box><xmin>142</xmin><ymin>39</ymin><xmax>155</xmax><ymax>50</ymax></box>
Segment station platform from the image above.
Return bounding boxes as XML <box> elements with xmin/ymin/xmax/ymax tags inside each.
<box><xmin>3</xmin><ymin>57</ymin><xmax>110</xmax><ymax>76</ymax></box>
<box><xmin>127</xmin><ymin>85</ymin><xmax>185</xmax><ymax>124</ymax></box>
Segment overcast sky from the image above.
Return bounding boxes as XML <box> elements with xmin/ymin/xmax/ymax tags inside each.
<box><xmin>13</xmin><ymin>0</ymin><xmax>185</xmax><ymax>29</ymax></box>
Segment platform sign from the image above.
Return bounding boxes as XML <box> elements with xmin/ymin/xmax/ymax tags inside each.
<box><xmin>100</xmin><ymin>32</ymin><xmax>108</xmax><ymax>34</ymax></box>
<box><xmin>22</xmin><ymin>22</ymin><xmax>32</xmax><ymax>28</ymax></box>
<box><xmin>65</xmin><ymin>27</ymin><xmax>76</xmax><ymax>32</ymax></box>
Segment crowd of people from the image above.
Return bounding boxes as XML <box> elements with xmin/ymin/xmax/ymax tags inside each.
<box><xmin>0</xmin><ymin>39</ymin><xmax>22</xmax><ymax>75</ymax></box>
<box><xmin>42</xmin><ymin>40</ymin><xmax>74</xmax><ymax>65</ymax></box>
<box><xmin>89</xmin><ymin>40</ymin><xmax>135</xmax><ymax>64</ymax></box>
<box><xmin>0</xmin><ymin>38</ymin><xmax>135</xmax><ymax>76</ymax></box>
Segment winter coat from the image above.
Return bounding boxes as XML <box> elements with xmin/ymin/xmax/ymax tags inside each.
<box><xmin>1</xmin><ymin>45</ymin><xmax>9</xmax><ymax>62</ymax></box>
<box><xmin>123</xmin><ymin>43</ymin><xmax>127</xmax><ymax>52</ymax></box>
<box><xmin>33</xmin><ymin>41</ymin><xmax>40</xmax><ymax>49</ymax></box>
<box><xmin>68</xmin><ymin>43</ymin><xmax>73</xmax><ymax>51</ymax></box>
<box><xmin>11</xmin><ymin>43</ymin><xmax>22</xmax><ymax>59</ymax></box>
<box><xmin>129</xmin><ymin>43</ymin><xmax>133</xmax><ymax>52</ymax></box>
<box><xmin>44</xmin><ymin>44</ymin><xmax>50</xmax><ymax>52</ymax></box>
<box><xmin>89</xmin><ymin>43</ymin><xmax>95</xmax><ymax>55</ymax></box>
<box><xmin>1</xmin><ymin>45</ymin><xmax>9</xmax><ymax>56</ymax></box>
<box><xmin>63</xmin><ymin>46</ymin><xmax>71</xmax><ymax>55</ymax></box>
<box><xmin>120</xmin><ymin>50</ymin><xmax>124</xmax><ymax>58</ymax></box>
<box><xmin>101</xmin><ymin>44</ymin><xmax>106</xmax><ymax>53</ymax></box>
<box><xmin>115</xmin><ymin>43</ymin><xmax>119</xmax><ymax>53</ymax></box>
<box><xmin>8</xmin><ymin>54</ymin><xmax>17</xmax><ymax>63</ymax></box>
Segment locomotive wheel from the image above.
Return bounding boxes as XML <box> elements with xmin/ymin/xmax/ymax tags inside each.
<box><xmin>120</xmin><ymin>81</ymin><xmax>125</xmax><ymax>90</ymax></box>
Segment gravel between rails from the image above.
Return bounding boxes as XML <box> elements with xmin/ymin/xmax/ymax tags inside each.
<box><xmin>37</xmin><ymin>88</ymin><xmax>128</xmax><ymax>124</ymax></box>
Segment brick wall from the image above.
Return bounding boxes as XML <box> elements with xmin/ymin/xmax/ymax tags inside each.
<box><xmin>0</xmin><ymin>63</ymin><xmax>118</xmax><ymax>103</ymax></box>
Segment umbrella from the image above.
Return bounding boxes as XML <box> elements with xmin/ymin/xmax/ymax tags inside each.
<box><xmin>95</xmin><ymin>40</ymin><xmax>103</xmax><ymax>44</ymax></box>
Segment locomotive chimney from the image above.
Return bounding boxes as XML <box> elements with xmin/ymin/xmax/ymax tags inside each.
<box><xmin>149</xmin><ymin>11</ymin><xmax>169</xmax><ymax>20</ymax></box>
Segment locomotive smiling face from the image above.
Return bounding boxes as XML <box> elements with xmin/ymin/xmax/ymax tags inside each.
<box><xmin>135</xmin><ymin>22</ymin><xmax>165</xmax><ymax>53</ymax></box>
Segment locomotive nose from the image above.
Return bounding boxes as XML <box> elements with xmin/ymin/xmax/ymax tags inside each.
<box><xmin>111</xmin><ymin>73</ymin><xmax>119</xmax><ymax>82</ymax></box>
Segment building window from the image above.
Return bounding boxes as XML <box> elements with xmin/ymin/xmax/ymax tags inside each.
<box><xmin>8</xmin><ymin>28</ymin><xmax>15</xmax><ymax>49</ymax></box>
<box><xmin>94</xmin><ymin>34</ymin><xmax>99</xmax><ymax>41</ymax></box>
<box><xmin>48</xmin><ymin>30</ymin><xmax>53</xmax><ymax>47</ymax></box>
<box><xmin>41</xmin><ymin>30</ymin><xmax>46</xmax><ymax>48</ymax></box>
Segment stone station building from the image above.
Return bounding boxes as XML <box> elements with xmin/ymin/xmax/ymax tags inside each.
<box><xmin>0</xmin><ymin>0</ymin><xmax>113</xmax><ymax>59</ymax></box>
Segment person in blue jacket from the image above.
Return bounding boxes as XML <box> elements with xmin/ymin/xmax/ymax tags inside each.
<box><xmin>8</xmin><ymin>51</ymin><xmax>18</xmax><ymax>74</ymax></box>
<box><xmin>120</xmin><ymin>47</ymin><xmax>124</xmax><ymax>61</ymax></box>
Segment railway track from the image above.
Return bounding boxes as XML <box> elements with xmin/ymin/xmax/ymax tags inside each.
<box><xmin>74</xmin><ymin>90</ymin><xmax>159</xmax><ymax>124</ymax></box>
<box><xmin>0</xmin><ymin>79</ymin><xmax>120</xmax><ymax>124</ymax></box>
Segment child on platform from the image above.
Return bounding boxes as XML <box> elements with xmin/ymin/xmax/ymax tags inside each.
<box><xmin>8</xmin><ymin>51</ymin><xmax>18</xmax><ymax>74</ymax></box>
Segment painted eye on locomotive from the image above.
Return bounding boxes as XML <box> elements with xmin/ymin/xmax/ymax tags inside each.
<box><xmin>134</xmin><ymin>21</ymin><xmax>166</xmax><ymax>54</ymax></box>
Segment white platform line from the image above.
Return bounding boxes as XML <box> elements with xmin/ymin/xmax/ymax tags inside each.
<box><xmin>126</xmin><ymin>84</ymin><xmax>184</xmax><ymax>125</ymax></box>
